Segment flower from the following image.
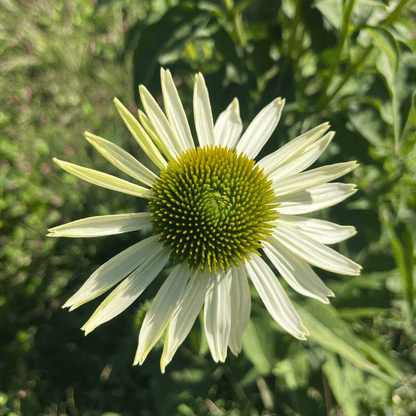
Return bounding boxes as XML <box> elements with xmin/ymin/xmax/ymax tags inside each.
<box><xmin>49</xmin><ymin>69</ymin><xmax>361</xmax><ymax>372</ymax></box>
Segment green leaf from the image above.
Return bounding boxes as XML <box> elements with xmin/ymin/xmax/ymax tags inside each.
<box><xmin>338</xmin><ymin>307</ymin><xmax>389</xmax><ymax>319</ymax></box>
<box><xmin>382</xmin><ymin>210</ymin><xmax>415</xmax><ymax>321</ymax></box>
<box><xmin>273</xmin><ymin>350</ymin><xmax>311</xmax><ymax>390</ymax></box>
<box><xmin>393</xmin><ymin>224</ymin><xmax>415</xmax><ymax>319</ymax></box>
<box><xmin>129</xmin><ymin>4</ymin><xmax>208</xmax><ymax>102</ymax></box>
<box><xmin>295</xmin><ymin>300</ymin><xmax>400</xmax><ymax>383</ymax></box>
<box><xmin>323</xmin><ymin>353</ymin><xmax>361</xmax><ymax>416</ymax></box>
<box><xmin>366</xmin><ymin>26</ymin><xmax>400</xmax><ymax>84</ymax></box>
<box><xmin>242</xmin><ymin>315</ymin><xmax>275</xmax><ymax>375</ymax></box>
<box><xmin>401</xmin><ymin>90</ymin><xmax>416</xmax><ymax>152</ymax></box>
<box><xmin>314</xmin><ymin>0</ymin><xmax>342</xmax><ymax>29</ymax></box>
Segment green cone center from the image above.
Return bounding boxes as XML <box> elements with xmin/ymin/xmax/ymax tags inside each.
<box><xmin>149</xmin><ymin>145</ymin><xmax>279</xmax><ymax>273</ymax></box>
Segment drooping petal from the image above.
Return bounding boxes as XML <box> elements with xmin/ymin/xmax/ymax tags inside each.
<box><xmin>275</xmin><ymin>215</ymin><xmax>357</xmax><ymax>244</ymax></box>
<box><xmin>268</xmin><ymin>132</ymin><xmax>334</xmax><ymax>182</ymax></box>
<box><xmin>81</xmin><ymin>245</ymin><xmax>170</xmax><ymax>335</ymax></box>
<box><xmin>63</xmin><ymin>235</ymin><xmax>161</xmax><ymax>310</ymax></box>
<box><xmin>271</xmin><ymin>161</ymin><xmax>358</xmax><ymax>197</ymax></box>
<box><xmin>139</xmin><ymin>84</ymin><xmax>185</xmax><ymax>158</ymax></box>
<box><xmin>194</xmin><ymin>73</ymin><xmax>215</xmax><ymax>147</ymax></box>
<box><xmin>245</xmin><ymin>256</ymin><xmax>309</xmax><ymax>340</ymax></box>
<box><xmin>161</xmin><ymin>269</ymin><xmax>210</xmax><ymax>373</ymax></box>
<box><xmin>53</xmin><ymin>158</ymin><xmax>153</xmax><ymax>199</ymax></box>
<box><xmin>236</xmin><ymin>98</ymin><xmax>285</xmax><ymax>159</ymax></box>
<box><xmin>47</xmin><ymin>213</ymin><xmax>152</xmax><ymax>238</ymax></box>
<box><xmin>263</xmin><ymin>240</ymin><xmax>334</xmax><ymax>303</ymax></box>
<box><xmin>113</xmin><ymin>98</ymin><xmax>167</xmax><ymax>170</ymax></box>
<box><xmin>134</xmin><ymin>262</ymin><xmax>190</xmax><ymax>365</ymax></box>
<box><xmin>214</xmin><ymin>98</ymin><xmax>243</xmax><ymax>148</ymax></box>
<box><xmin>258</xmin><ymin>122</ymin><xmax>330</xmax><ymax>174</ymax></box>
<box><xmin>161</xmin><ymin>68</ymin><xmax>194</xmax><ymax>151</ymax></box>
<box><xmin>85</xmin><ymin>132</ymin><xmax>157</xmax><ymax>187</ymax></box>
<box><xmin>271</xmin><ymin>223</ymin><xmax>362</xmax><ymax>276</ymax></box>
<box><xmin>204</xmin><ymin>270</ymin><xmax>232</xmax><ymax>363</ymax></box>
<box><xmin>278</xmin><ymin>183</ymin><xmax>357</xmax><ymax>215</ymax></box>
<box><xmin>229</xmin><ymin>266</ymin><xmax>251</xmax><ymax>355</ymax></box>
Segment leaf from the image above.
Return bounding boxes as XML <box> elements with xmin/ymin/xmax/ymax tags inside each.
<box><xmin>314</xmin><ymin>0</ymin><xmax>342</xmax><ymax>29</ymax></box>
<box><xmin>401</xmin><ymin>90</ymin><xmax>416</xmax><ymax>152</ymax></box>
<box><xmin>242</xmin><ymin>315</ymin><xmax>275</xmax><ymax>375</ymax></box>
<box><xmin>294</xmin><ymin>300</ymin><xmax>400</xmax><ymax>383</ymax></box>
<box><xmin>338</xmin><ymin>307</ymin><xmax>389</xmax><ymax>319</ymax></box>
<box><xmin>129</xmin><ymin>4</ymin><xmax>208</xmax><ymax>102</ymax></box>
<box><xmin>366</xmin><ymin>27</ymin><xmax>401</xmax><ymax>140</ymax></box>
<box><xmin>348</xmin><ymin>106</ymin><xmax>386</xmax><ymax>146</ymax></box>
<box><xmin>391</xmin><ymin>224</ymin><xmax>415</xmax><ymax>318</ymax></box>
<box><xmin>272</xmin><ymin>350</ymin><xmax>311</xmax><ymax>390</ymax></box>
<box><xmin>323</xmin><ymin>353</ymin><xmax>361</xmax><ymax>416</ymax></box>
<box><xmin>382</xmin><ymin>210</ymin><xmax>415</xmax><ymax>320</ymax></box>
<box><xmin>366</xmin><ymin>26</ymin><xmax>400</xmax><ymax>87</ymax></box>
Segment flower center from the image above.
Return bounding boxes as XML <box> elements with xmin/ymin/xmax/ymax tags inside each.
<box><xmin>149</xmin><ymin>145</ymin><xmax>279</xmax><ymax>273</ymax></box>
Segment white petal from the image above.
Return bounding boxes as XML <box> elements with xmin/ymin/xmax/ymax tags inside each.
<box><xmin>204</xmin><ymin>270</ymin><xmax>232</xmax><ymax>363</ymax></box>
<box><xmin>236</xmin><ymin>98</ymin><xmax>285</xmax><ymax>159</ymax></box>
<box><xmin>263</xmin><ymin>240</ymin><xmax>334</xmax><ymax>303</ymax></box>
<box><xmin>63</xmin><ymin>235</ymin><xmax>161</xmax><ymax>310</ymax></box>
<box><xmin>278</xmin><ymin>183</ymin><xmax>358</xmax><ymax>215</ymax></box>
<box><xmin>275</xmin><ymin>215</ymin><xmax>357</xmax><ymax>244</ymax></box>
<box><xmin>137</xmin><ymin>109</ymin><xmax>169</xmax><ymax>159</ymax></box>
<box><xmin>229</xmin><ymin>266</ymin><xmax>251</xmax><ymax>355</ymax></box>
<box><xmin>268</xmin><ymin>132</ymin><xmax>334</xmax><ymax>182</ymax></box>
<box><xmin>134</xmin><ymin>262</ymin><xmax>189</xmax><ymax>365</ymax></box>
<box><xmin>53</xmin><ymin>158</ymin><xmax>153</xmax><ymax>199</ymax></box>
<box><xmin>271</xmin><ymin>223</ymin><xmax>362</xmax><ymax>276</ymax></box>
<box><xmin>85</xmin><ymin>132</ymin><xmax>157</xmax><ymax>187</ymax></box>
<box><xmin>161</xmin><ymin>68</ymin><xmax>194</xmax><ymax>150</ymax></box>
<box><xmin>193</xmin><ymin>73</ymin><xmax>215</xmax><ymax>147</ymax></box>
<box><xmin>48</xmin><ymin>213</ymin><xmax>152</xmax><ymax>238</ymax></box>
<box><xmin>161</xmin><ymin>269</ymin><xmax>210</xmax><ymax>373</ymax></box>
<box><xmin>258</xmin><ymin>122</ymin><xmax>330</xmax><ymax>174</ymax></box>
<box><xmin>139</xmin><ymin>85</ymin><xmax>185</xmax><ymax>158</ymax></box>
<box><xmin>245</xmin><ymin>255</ymin><xmax>308</xmax><ymax>339</ymax></box>
<box><xmin>272</xmin><ymin>161</ymin><xmax>358</xmax><ymax>197</ymax></box>
<box><xmin>82</xmin><ymin>245</ymin><xmax>170</xmax><ymax>335</ymax></box>
<box><xmin>214</xmin><ymin>98</ymin><xmax>242</xmax><ymax>148</ymax></box>
<box><xmin>113</xmin><ymin>98</ymin><xmax>167</xmax><ymax>170</ymax></box>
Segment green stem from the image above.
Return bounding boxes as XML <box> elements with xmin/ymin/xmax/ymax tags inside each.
<box><xmin>223</xmin><ymin>0</ymin><xmax>247</xmax><ymax>49</ymax></box>
<box><xmin>287</xmin><ymin>0</ymin><xmax>303</xmax><ymax>57</ymax></box>
<box><xmin>319</xmin><ymin>0</ymin><xmax>414</xmax><ymax>111</ymax></box>
<box><xmin>319</xmin><ymin>0</ymin><xmax>356</xmax><ymax>104</ymax></box>
<box><xmin>234</xmin><ymin>13</ymin><xmax>247</xmax><ymax>49</ymax></box>
<box><xmin>392</xmin><ymin>90</ymin><xmax>400</xmax><ymax>154</ymax></box>
<box><xmin>384</xmin><ymin>0</ymin><xmax>413</xmax><ymax>25</ymax></box>
<box><xmin>319</xmin><ymin>46</ymin><xmax>372</xmax><ymax>111</ymax></box>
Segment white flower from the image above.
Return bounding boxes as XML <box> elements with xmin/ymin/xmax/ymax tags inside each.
<box><xmin>49</xmin><ymin>69</ymin><xmax>361</xmax><ymax>372</ymax></box>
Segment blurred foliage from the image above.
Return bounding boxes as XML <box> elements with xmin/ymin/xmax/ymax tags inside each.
<box><xmin>1</xmin><ymin>0</ymin><xmax>416</xmax><ymax>415</ymax></box>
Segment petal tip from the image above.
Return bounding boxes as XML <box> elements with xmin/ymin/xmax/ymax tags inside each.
<box><xmin>274</xmin><ymin>97</ymin><xmax>285</xmax><ymax>106</ymax></box>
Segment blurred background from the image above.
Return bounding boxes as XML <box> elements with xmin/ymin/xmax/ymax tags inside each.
<box><xmin>1</xmin><ymin>0</ymin><xmax>416</xmax><ymax>415</ymax></box>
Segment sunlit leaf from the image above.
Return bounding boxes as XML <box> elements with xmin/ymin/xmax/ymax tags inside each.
<box><xmin>314</xmin><ymin>0</ymin><xmax>342</xmax><ymax>29</ymax></box>
<box><xmin>295</xmin><ymin>300</ymin><xmax>400</xmax><ymax>383</ymax></box>
<box><xmin>367</xmin><ymin>26</ymin><xmax>400</xmax><ymax>87</ymax></box>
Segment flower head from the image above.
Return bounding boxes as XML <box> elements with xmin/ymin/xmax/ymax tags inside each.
<box><xmin>49</xmin><ymin>69</ymin><xmax>361</xmax><ymax>372</ymax></box>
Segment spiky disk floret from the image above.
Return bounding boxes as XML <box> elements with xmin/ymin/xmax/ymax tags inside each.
<box><xmin>149</xmin><ymin>145</ymin><xmax>279</xmax><ymax>273</ymax></box>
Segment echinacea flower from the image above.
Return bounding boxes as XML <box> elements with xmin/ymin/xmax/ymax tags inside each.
<box><xmin>49</xmin><ymin>69</ymin><xmax>361</xmax><ymax>372</ymax></box>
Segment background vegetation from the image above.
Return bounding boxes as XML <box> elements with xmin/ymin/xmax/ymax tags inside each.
<box><xmin>1</xmin><ymin>0</ymin><xmax>415</xmax><ymax>415</ymax></box>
